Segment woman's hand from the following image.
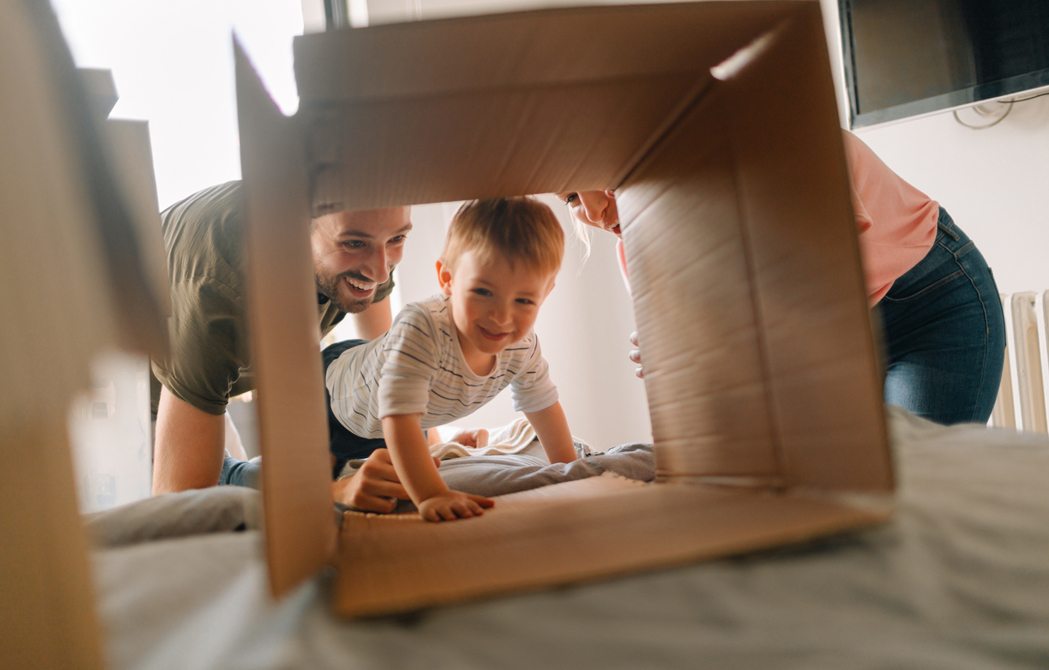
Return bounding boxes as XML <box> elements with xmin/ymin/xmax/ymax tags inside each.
<box><xmin>629</xmin><ymin>331</ymin><xmax>644</xmax><ymax>378</ymax></box>
<box><xmin>418</xmin><ymin>491</ymin><xmax>494</xmax><ymax>522</ymax></box>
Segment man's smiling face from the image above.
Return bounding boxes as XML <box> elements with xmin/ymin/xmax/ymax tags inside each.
<box><xmin>310</xmin><ymin>207</ymin><xmax>412</xmax><ymax>313</ymax></box>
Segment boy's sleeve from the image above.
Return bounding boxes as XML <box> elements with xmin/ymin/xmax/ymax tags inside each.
<box><xmin>509</xmin><ymin>335</ymin><xmax>558</xmax><ymax>414</ymax></box>
<box><xmin>377</xmin><ymin>305</ymin><xmax>440</xmax><ymax>418</ymax></box>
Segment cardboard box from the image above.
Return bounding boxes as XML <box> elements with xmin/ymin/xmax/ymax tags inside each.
<box><xmin>235</xmin><ymin>0</ymin><xmax>891</xmax><ymax>617</ymax></box>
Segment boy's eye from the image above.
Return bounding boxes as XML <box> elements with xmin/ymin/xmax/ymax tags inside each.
<box><xmin>515</xmin><ymin>298</ymin><xmax>535</xmax><ymax>305</ymax></box>
<box><xmin>472</xmin><ymin>288</ymin><xmax>492</xmax><ymax>297</ymax></box>
<box><xmin>563</xmin><ymin>193</ymin><xmax>578</xmax><ymax>205</ymax></box>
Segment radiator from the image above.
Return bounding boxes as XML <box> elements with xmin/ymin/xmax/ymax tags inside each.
<box><xmin>991</xmin><ymin>292</ymin><xmax>1049</xmax><ymax>432</ymax></box>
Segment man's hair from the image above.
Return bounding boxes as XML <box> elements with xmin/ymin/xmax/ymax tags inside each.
<box><xmin>441</xmin><ymin>197</ymin><xmax>564</xmax><ymax>277</ymax></box>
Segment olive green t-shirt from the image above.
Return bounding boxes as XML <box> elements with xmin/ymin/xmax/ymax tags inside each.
<box><xmin>149</xmin><ymin>181</ymin><xmax>394</xmax><ymax>415</ymax></box>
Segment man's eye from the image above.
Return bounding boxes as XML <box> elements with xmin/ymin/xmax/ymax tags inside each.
<box><xmin>342</xmin><ymin>240</ymin><xmax>366</xmax><ymax>250</ymax></box>
<box><xmin>389</xmin><ymin>235</ymin><xmax>406</xmax><ymax>245</ymax></box>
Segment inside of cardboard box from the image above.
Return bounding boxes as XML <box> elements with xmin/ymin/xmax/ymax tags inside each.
<box><xmin>235</xmin><ymin>2</ymin><xmax>893</xmax><ymax>609</ymax></box>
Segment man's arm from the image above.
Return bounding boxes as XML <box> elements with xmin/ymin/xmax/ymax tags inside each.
<box><xmin>524</xmin><ymin>401</ymin><xmax>577</xmax><ymax>464</ymax></box>
<box><xmin>352</xmin><ymin>297</ymin><xmax>393</xmax><ymax>340</ymax></box>
<box><xmin>152</xmin><ymin>386</ymin><xmax>225</xmax><ymax>493</ymax></box>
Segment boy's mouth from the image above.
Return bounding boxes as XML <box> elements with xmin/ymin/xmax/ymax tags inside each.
<box><xmin>343</xmin><ymin>275</ymin><xmax>376</xmax><ymax>298</ymax></box>
<box><xmin>478</xmin><ymin>325</ymin><xmax>510</xmax><ymax>341</ymax></box>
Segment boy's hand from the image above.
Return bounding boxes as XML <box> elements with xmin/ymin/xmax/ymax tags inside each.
<box><xmin>628</xmin><ymin>331</ymin><xmax>644</xmax><ymax>378</ymax></box>
<box><xmin>332</xmin><ymin>448</ymin><xmax>441</xmax><ymax>513</ymax></box>
<box><xmin>418</xmin><ymin>491</ymin><xmax>494</xmax><ymax>522</ymax></box>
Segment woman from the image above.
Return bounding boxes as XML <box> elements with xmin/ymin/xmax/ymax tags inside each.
<box><xmin>557</xmin><ymin>130</ymin><xmax>1006</xmax><ymax>426</ymax></box>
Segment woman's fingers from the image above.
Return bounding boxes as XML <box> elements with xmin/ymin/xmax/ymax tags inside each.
<box><xmin>628</xmin><ymin>331</ymin><xmax>644</xmax><ymax>377</ymax></box>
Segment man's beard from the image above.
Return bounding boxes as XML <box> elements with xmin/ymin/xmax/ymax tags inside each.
<box><xmin>316</xmin><ymin>270</ymin><xmax>374</xmax><ymax>314</ymax></box>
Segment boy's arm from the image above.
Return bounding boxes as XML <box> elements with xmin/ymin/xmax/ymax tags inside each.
<box><xmin>382</xmin><ymin>414</ymin><xmax>494</xmax><ymax>521</ymax></box>
<box><xmin>524</xmin><ymin>401</ymin><xmax>577</xmax><ymax>464</ymax></box>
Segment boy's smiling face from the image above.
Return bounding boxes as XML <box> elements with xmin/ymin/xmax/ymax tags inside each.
<box><xmin>437</xmin><ymin>249</ymin><xmax>556</xmax><ymax>373</ymax></box>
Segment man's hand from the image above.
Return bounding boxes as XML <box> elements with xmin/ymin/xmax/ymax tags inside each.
<box><xmin>418</xmin><ymin>491</ymin><xmax>494</xmax><ymax>522</ymax></box>
<box><xmin>629</xmin><ymin>331</ymin><xmax>644</xmax><ymax>378</ymax></box>
<box><xmin>331</xmin><ymin>448</ymin><xmax>440</xmax><ymax>513</ymax></box>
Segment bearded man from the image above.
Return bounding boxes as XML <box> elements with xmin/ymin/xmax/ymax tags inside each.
<box><xmin>150</xmin><ymin>180</ymin><xmax>414</xmax><ymax>510</ymax></box>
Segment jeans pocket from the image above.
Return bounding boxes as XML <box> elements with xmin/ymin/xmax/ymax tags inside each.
<box><xmin>883</xmin><ymin>267</ymin><xmax>966</xmax><ymax>303</ymax></box>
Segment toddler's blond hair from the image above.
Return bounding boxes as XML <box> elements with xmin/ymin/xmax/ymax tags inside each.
<box><xmin>441</xmin><ymin>198</ymin><xmax>564</xmax><ymax>277</ymax></box>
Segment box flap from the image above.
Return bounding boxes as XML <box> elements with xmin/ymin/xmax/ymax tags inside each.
<box><xmin>235</xmin><ymin>41</ymin><xmax>338</xmax><ymax>598</ymax></box>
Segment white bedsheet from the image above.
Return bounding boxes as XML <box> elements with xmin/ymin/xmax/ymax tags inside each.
<box><xmin>92</xmin><ymin>408</ymin><xmax>1049</xmax><ymax>669</ymax></box>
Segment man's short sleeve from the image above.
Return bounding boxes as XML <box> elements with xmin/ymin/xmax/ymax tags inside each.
<box><xmin>152</xmin><ymin>275</ymin><xmax>247</xmax><ymax>415</ymax></box>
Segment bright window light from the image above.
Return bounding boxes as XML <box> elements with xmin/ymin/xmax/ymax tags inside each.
<box><xmin>51</xmin><ymin>0</ymin><xmax>303</xmax><ymax>209</ymax></box>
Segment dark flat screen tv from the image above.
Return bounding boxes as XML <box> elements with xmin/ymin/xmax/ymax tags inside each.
<box><xmin>840</xmin><ymin>0</ymin><xmax>1049</xmax><ymax>128</ymax></box>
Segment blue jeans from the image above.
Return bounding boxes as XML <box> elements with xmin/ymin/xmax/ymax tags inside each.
<box><xmin>219</xmin><ymin>456</ymin><xmax>260</xmax><ymax>488</ymax></box>
<box><xmin>219</xmin><ymin>339</ymin><xmax>386</xmax><ymax>488</ymax></box>
<box><xmin>876</xmin><ymin>208</ymin><xmax>1005</xmax><ymax>425</ymax></box>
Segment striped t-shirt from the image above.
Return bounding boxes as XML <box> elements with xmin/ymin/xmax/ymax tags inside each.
<box><xmin>326</xmin><ymin>293</ymin><xmax>558</xmax><ymax>439</ymax></box>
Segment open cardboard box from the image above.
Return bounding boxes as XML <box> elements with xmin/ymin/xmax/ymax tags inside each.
<box><xmin>236</xmin><ymin>0</ymin><xmax>892</xmax><ymax>618</ymax></box>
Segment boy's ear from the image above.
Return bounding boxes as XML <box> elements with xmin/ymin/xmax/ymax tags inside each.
<box><xmin>543</xmin><ymin>277</ymin><xmax>556</xmax><ymax>298</ymax></box>
<box><xmin>436</xmin><ymin>259</ymin><xmax>453</xmax><ymax>296</ymax></box>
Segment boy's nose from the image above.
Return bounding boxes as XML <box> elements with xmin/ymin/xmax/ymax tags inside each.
<box><xmin>490</xmin><ymin>303</ymin><xmax>511</xmax><ymax>325</ymax></box>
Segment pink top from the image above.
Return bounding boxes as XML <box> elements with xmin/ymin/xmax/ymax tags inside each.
<box><xmin>614</xmin><ymin>131</ymin><xmax>938</xmax><ymax>306</ymax></box>
<box><xmin>844</xmin><ymin>130</ymin><xmax>938</xmax><ymax>305</ymax></box>
<box><xmin>616</xmin><ymin>238</ymin><xmax>630</xmax><ymax>295</ymax></box>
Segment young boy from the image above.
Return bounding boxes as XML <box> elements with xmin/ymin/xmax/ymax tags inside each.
<box><xmin>324</xmin><ymin>197</ymin><xmax>577</xmax><ymax>522</ymax></box>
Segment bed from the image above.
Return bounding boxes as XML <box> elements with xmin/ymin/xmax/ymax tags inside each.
<box><xmin>88</xmin><ymin>407</ymin><xmax>1049</xmax><ymax>670</ymax></box>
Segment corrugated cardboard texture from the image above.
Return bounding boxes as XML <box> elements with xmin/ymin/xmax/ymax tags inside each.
<box><xmin>618</xmin><ymin>5</ymin><xmax>890</xmax><ymax>492</ymax></box>
<box><xmin>235</xmin><ymin>42</ymin><xmax>338</xmax><ymax>598</ymax></box>
<box><xmin>334</xmin><ymin>475</ymin><xmax>887</xmax><ymax>618</ymax></box>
